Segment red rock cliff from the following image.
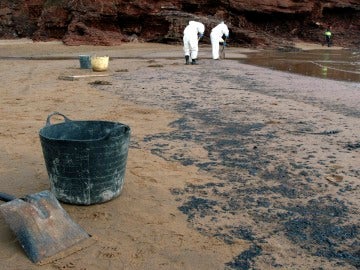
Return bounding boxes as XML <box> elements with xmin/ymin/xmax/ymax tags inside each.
<box><xmin>0</xmin><ymin>0</ymin><xmax>359</xmax><ymax>48</ymax></box>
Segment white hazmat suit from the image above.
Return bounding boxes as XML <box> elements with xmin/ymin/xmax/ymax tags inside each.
<box><xmin>210</xmin><ymin>22</ymin><xmax>229</xmax><ymax>60</ymax></box>
<box><xmin>183</xmin><ymin>21</ymin><xmax>205</xmax><ymax>64</ymax></box>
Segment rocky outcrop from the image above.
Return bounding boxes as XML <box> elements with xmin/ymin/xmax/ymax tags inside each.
<box><xmin>0</xmin><ymin>0</ymin><xmax>359</xmax><ymax>48</ymax></box>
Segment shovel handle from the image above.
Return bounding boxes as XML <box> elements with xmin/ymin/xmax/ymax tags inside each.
<box><xmin>0</xmin><ymin>192</ymin><xmax>17</xmax><ymax>202</ymax></box>
<box><xmin>46</xmin><ymin>112</ymin><xmax>71</xmax><ymax>126</ymax></box>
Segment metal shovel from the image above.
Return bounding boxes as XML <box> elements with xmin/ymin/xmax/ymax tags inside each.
<box><xmin>0</xmin><ymin>190</ymin><xmax>93</xmax><ymax>265</ymax></box>
<box><xmin>220</xmin><ymin>37</ymin><xmax>227</xmax><ymax>59</ymax></box>
<box><xmin>220</xmin><ymin>44</ymin><xmax>226</xmax><ymax>59</ymax></box>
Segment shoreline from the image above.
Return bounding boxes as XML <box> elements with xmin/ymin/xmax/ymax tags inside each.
<box><xmin>1</xmin><ymin>39</ymin><xmax>356</xmax><ymax>83</ymax></box>
<box><xmin>0</xmin><ymin>38</ymin><xmax>347</xmax><ymax>53</ymax></box>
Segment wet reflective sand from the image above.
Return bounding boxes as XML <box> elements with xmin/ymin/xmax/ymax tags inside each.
<box><xmin>241</xmin><ymin>49</ymin><xmax>360</xmax><ymax>83</ymax></box>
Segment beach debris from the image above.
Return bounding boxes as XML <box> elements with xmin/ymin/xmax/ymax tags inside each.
<box><xmin>265</xmin><ymin>119</ymin><xmax>281</xmax><ymax>125</ymax></box>
<box><xmin>148</xmin><ymin>64</ymin><xmax>164</xmax><ymax>68</ymax></box>
<box><xmin>325</xmin><ymin>174</ymin><xmax>344</xmax><ymax>185</ymax></box>
<box><xmin>89</xmin><ymin>80</ymin><xmax>112</xmax><ymax>85</ymax></box>
<box><xmin>346</xmin><ymin>142</ymin><xmax>360</xmax><ymax>150</ymax></box>
<box><xmin>316</xmin><ymin>129</ymin><xmax>341</xmax><ymax>135</ymax></box>
<box><xmin>58</xmin><ymin>75</ymin><xmax>79</xmax><ymax>81</ymax></box>
<box><xmin>330</xmin><ymin>164</ymin><xmax>344</xmax><ymax>171</ymax></box>
<box><xmin>115</xmin><ymin>69</ymin><xmax>129</xmax><ymax>72</ymax></box>
<box><xmin>285</xmin><ymin>129</ymin><xmax>342</xmax><ymax>135</ymax></box>
<box><xmin>58</xmin><ymin>74</ymin><xmax>111</xmax><ymax>81</ymax></box>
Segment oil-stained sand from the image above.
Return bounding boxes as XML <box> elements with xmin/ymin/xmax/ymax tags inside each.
<box><xmin>98</xmin><ymin>57</ymin><xmax>359</xmax><ymax>269</ymax></box>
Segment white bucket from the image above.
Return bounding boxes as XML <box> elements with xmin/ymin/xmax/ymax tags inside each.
<box><xmin>91</xmin><ymin>56</ymin><xmax>109</xmax><ymax>72</ymax></box>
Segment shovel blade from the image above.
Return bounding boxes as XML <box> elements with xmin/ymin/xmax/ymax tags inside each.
<box><xmin>220</xmin><ymin>46</ymin><xmax>225</xmax><ymax>59</ymax></box>
<box><xmin>0</xmin><ymin>190</ymin><xmax>90</xmax><ymax>264</ymax></box>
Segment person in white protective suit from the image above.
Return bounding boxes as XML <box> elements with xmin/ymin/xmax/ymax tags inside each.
<box><xmin>183</xmin><ymin>21</ymin><xmax>205</xmax><ymax>65</ymax></box>
<box><xmin>210</xmin><ymin>22</ymin><xmax>229</xmax><ymax>60</ymax></box>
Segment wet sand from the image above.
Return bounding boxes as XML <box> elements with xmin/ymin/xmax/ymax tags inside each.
<box><xmin>0</xmin><ymin>40</ymin><xmax>359</xmax><ymax>270</ymax></box>
<box><xmin>241</xmin><ymin>48</ymin><xmax>360</xmax><ymax>83</ymax></box>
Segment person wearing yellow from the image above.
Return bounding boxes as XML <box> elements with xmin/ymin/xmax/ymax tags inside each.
<box><xmin>324</xmin><ymin>28</ymin><xmax>332</xmax><ymax>47</ymax></box>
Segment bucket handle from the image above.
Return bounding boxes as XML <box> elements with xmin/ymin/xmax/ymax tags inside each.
<box><xmin>45</xmin><ymin>112</ymin><xmax>72</xmax><ymax>126</ymax></box>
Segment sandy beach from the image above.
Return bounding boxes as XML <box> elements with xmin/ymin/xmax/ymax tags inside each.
<box><xmin>0</xmin><ymin>40</ymin><xmax>359</xmax><ymax>270</ymax></box>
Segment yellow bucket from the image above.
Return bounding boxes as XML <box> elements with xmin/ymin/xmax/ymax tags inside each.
<box><xmin>91</xmin><ymin>56</ymin><xmax>109</xmax><ymax>72</ymax></box>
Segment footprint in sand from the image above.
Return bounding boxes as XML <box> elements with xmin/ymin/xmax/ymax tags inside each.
<box><xmin>98</xmin><ymin>245</ymin><xmax>122</xmax><ymax>259</ymax></box>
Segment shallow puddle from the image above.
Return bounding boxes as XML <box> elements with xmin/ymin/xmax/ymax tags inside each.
<box><xmin>241</xmin><ymin>49</ymin><xmax>360</xmax><ymax>83</ymax></box>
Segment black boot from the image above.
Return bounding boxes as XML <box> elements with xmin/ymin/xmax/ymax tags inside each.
<box><xmin>191</xmin><ymin>59</ymin><xmax>198</xmax><ymax>65</ymax></box>
<box><xmin>185</xmin><ymin>55</ymin><xmax>190</xmax><ymax>65</ymax></box>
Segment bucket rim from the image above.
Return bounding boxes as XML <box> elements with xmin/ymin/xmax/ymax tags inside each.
<box><xmin>39</xmin><ymin>120</ymin><xmax>131</xmax><ymax>142</ymax></box>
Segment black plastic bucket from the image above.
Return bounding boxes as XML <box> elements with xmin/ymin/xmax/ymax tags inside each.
<box><xmin>39</xmin><ymin>112</ymin><xmax>131</xmax><ymax>205</ymax></box>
